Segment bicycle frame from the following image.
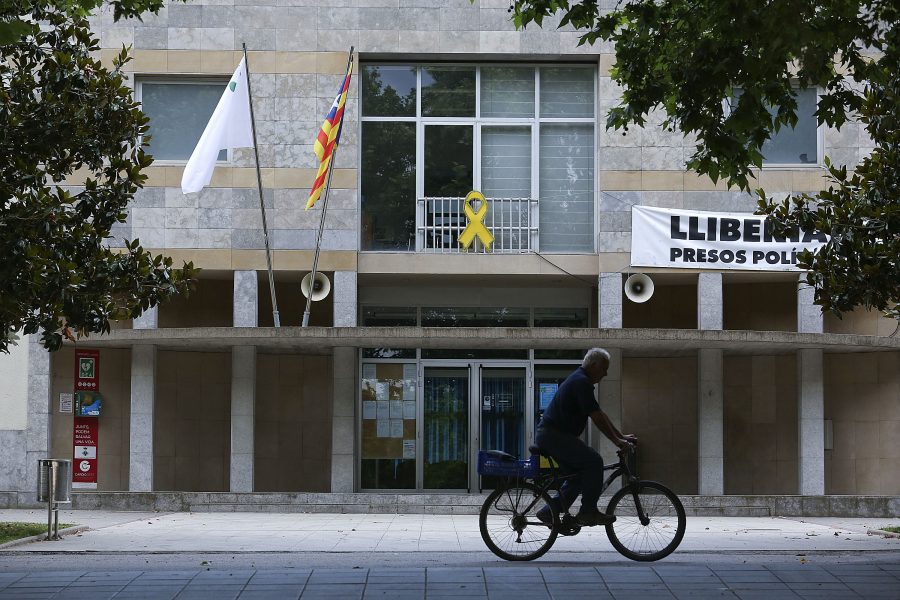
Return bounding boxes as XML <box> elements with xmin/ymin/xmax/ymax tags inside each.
<box><xmin>519</xmin><ymin>448</ymin><xmax>647</xmax><ymax>524</ymax></box>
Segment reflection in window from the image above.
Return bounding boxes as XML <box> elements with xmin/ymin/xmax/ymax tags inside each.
<box><xmin>361</xmin><ymin>65</ymin><xmax>416</xmax><ymax>117</ymax></box>
<box><xmin>361</xmin><ymin>306</ymin><xmax>417</xmax><ymax>359</ymax></box>
<box><xmin>361</xmin><ymin>122</ymin><xmax>416</xmax><ymax>250</ymax></box>
<box><xmin>422</xmin><ymin>306</ymin><xmax>529</xmax><ymax>327</ymax></box>
<box><xmin>422</xmin><ymin>67</ymin><xmax>476</xmax><ymax>117</ymax></box>
<box><xmin>731</xmin><ymin>87</ymin><xmax>818</xmax><ymax>164</ymax></box>
<box><xmin>140</xmin><ymin>82</ymin><xmax>226</xmax><ymax>161</ymax></box>
<box><xmin>424</xmin><ymin>125</ymin><xmax>473</xmax><ymax>197</ymax></box>
<box><xmin>534</xmin><ymin>308</ymin><xmax>588</xmax><ymax>328</ymax></box>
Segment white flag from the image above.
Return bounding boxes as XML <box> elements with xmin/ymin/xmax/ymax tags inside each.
<box><xmin>181</xmin><ymin>58</ymin><xmax>254</xmax><ymax>194</ymax></box>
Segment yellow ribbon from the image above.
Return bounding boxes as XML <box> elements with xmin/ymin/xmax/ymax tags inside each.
<box><xmin>458</xmin><ymin>191</ymin><xmax>494</xmax><ymax>252</ymax></box>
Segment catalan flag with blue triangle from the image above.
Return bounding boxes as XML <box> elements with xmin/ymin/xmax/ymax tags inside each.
<box><xmin>307</xmin><ymin>56</ymin><xmax>353</xmax><ymax>210</ymax></box>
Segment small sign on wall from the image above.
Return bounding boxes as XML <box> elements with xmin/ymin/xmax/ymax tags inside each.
<box><xmin>74</xmin><ymin>349</ymin><xmax>101</xmax><ymax>391</ymax></box>
<box><xmin>59</xmin><ymin>393</ymin><xmax>73</xmax><ymax>413</ymax></box>
<box><xmin>72</xmin><ymin>416</ymin><xmax>99</xmax><ymax>489</ymax></box>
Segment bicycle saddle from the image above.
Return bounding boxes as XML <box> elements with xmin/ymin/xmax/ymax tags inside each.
<box><xmin>484</xmin><ymin>449</ymin><xmax>517</xmax><ymax>461</ymax></box>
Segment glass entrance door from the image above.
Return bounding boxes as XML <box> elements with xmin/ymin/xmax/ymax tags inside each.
<box><xmin>422</xmin><ymin>366</ymin><xmax>470</xmax><ymax>490</ymax></box>
<box><xmin>478</xmin><ymin>366</ymin><xmax>529</xmax><ymax>490</ymax></box>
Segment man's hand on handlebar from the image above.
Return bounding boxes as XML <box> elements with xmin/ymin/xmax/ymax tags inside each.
<box><xmin>616</xmin><ymin>434</ymin><xmax>638</xmax><ymax>451</ymax></box>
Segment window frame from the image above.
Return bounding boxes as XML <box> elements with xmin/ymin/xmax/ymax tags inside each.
<box><xmin>134</xmin><ymin>76</ymin><xmax>233</xmax><ymax>165</ymax></box>
<box><xmin>359</xmin><ymin>62</ymin><xmax>598</xmax><ymax>254</ymax></box>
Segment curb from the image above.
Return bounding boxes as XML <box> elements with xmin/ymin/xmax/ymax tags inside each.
<box><xmin>868</xmin><ymin>528</ymin><xmax>900</xmax><ymax>539</ymax></box>
<box><xmin>0</xmin><ymin>525</ymin><xmax>91</xmax><ymax>550</ymax></box>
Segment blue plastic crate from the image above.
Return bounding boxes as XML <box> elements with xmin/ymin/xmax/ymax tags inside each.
<box><xmin>477</xmin><ymin>451</ymin><xmax>539</xmax><ymax>477</ymax></box>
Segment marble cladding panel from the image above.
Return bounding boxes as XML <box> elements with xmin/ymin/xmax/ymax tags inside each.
<box><xmin>0</xmin><ymin>431</ymin><xmax>27</xmax><ymax>492</ymax></box>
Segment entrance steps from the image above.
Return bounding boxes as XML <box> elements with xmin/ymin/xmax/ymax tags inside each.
<box><xmin>3</xmin><ymin>491</ymin><xmax>899</xmax><ymax>517</ymax></box>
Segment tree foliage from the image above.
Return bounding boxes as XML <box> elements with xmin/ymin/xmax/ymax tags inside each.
<box><xmin>1</xmin><ymin>0</ymin><xmax>195</xmax><ymax>353</ymax></box>
<box><xmin>510</xmin><ymin>0</ymin><xmax>899</xmax><ymax>319</ymax></box>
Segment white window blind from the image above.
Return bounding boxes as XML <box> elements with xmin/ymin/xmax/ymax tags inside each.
<box><xmin>540</xmin><ymin>68</ymin><xmax>594</xmax><ymax>118</ymax></box>
<box><xmin>481</xmin><ymin>67</ymin><xmax>535</xmax><ymax>118</ymax></box>
<box><xmin>539</xmin><ymin>124</ymin><xmax>594</xmax><ymax>252</ymax></box>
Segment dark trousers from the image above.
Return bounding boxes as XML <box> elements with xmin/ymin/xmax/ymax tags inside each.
<box><xmin>535</xmin><ymin>425</ymin><xmax>605</xmax><ymax>513</ymax></box>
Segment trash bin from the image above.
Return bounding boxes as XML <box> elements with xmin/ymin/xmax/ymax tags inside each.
<box><xmin>37</xmin><ymin>459</ymin><xmax>72</xmax><ymax>504</ymax></box>
<box><xmin>37</xmin><ymin>459</ymin><xmax>71</xmax><ymax>541</ymax></box>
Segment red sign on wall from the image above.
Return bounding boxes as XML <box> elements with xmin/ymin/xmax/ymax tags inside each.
<box><xmin>74</xmin><ymin>349</ymin><xmax>101</xmax><ymax>391</ymax></box>
<box><xmin>72</xmin><ymin>417</ymin><xmax>99</xmax><ymax>489</ymax></box>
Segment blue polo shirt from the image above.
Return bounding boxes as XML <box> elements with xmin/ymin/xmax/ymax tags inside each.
<box><xmin>539</xmin><ymin>366</ymin><xmax>599</xmax><ymax>436</ymax></box>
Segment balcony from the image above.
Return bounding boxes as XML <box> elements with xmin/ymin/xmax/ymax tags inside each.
<box><xmin>416</xmin><ymin>196</ymin><xmax>538</xmax><ymax>253</ymax></box>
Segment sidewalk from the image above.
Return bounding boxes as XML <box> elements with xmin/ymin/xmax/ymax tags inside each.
<box><xmin>1</xmin><ymin>509</ymin><xmax>898</xmax><ymax>554</ymax></box>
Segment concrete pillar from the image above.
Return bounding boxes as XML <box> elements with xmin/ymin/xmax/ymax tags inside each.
<box><xmin>697</xmin><ymin>272</ymin><xmax>723</xmax><ymax>330</ymax></box>
<box><xmin>129</xmin><ymin>345</ymin><xmax>156</xmax><ymax>491</ymax></box>
<box><xmin>599</xmin><ymin>273</ymin><xmax>623</xmax><ymax>329</ymax></box>
<box><xmin>596</xmin><ymin>348</ymin><xmax>624</xmax><ymax>491</ymax></box>
<box><xmin>797</xmin><ymin>278</ymin><xmax>823</xmax><ymax>334</ymax></box>
<box><xmin>133</xmin><ymin>305</ymin><xmax>158</xmax><ymax>330</ymax></box>
<box><xmin>230</xmin><ymin>272</ymin><xmax>258</xmax><ymax>492</ymax></box>
<box><xmin>230</xmin><ymin>346</ymin><xmax>256</xmax><ymax>492</ymax></box>
<box><xmin>331</xmin><ymin>346</ymin><xmax>357</xmax><ymax>492</ymax></box>
<box><xmin>25</xmin><ymin>337</ymin><xmax>51</xmax><ymax>496</ymax></box>
<box><xmin>698</xmin><ymin>348</ymin><xmax>724</xmax><ymax>495</ymax></box>
<box><xmin>333</xmin><ymin>271</ymin><xmax>358</xmax><ymax>327</ymax></box>
<box><xmin>233</xmin><ymin>270</ymin><xmax>258</xmax><ymax>328</ymax></box>
<box><xmin>798</xmin><ymin>348</ymin><xmax>825</xmax><ymax>495</ymax></box>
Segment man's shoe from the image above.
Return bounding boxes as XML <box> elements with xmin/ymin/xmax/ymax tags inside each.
<box><xmin>575</xmin><ymin>510</ymin><xmax>616</xmax><ymax>527</ymax></box>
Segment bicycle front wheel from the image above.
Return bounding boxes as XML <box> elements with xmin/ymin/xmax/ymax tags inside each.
<box><xmin>605</xmin><ymin>480</ymin><xmax>686</xmax><ymax>561</ymax></box>
<box><xmin>479</xmin><ymin>481</ymin><xmax>559</xmax><ymax>561</ymax></box>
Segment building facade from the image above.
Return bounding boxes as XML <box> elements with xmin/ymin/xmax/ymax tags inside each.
<box><xmin>1</xmin><ymin>0</ymin><xmax>899</xmax><ymax>508</ymax></box>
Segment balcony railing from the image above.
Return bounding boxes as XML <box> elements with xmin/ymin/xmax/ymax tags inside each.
<box><xmin>416</xmin><ymin>197</ymin><xmax>539</xmax><ymax>253</ymax></box>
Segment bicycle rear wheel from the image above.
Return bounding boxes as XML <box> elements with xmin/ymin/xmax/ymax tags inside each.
<box><xmin>479</xmin><ymin>481</ymin><xmax>559</xmax><ymax>561</ymax></box>
<box><xmin>604</xmin><ymin>480</ymin><xmax>686</xmax><ymax>561</ymax></box>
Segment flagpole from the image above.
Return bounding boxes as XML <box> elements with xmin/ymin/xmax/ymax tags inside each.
<box><xmin>303</xmin><ymin>46</ymin><xmax>353</xmax><ymax>328</ymax></box>
<box><xmin>243</xmin><ymin>43</ymin><xmax>280</xmax><ymax>328</ymax></box>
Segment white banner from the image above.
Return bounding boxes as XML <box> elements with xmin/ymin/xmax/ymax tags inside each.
<box><xmin>631</xmin><ymin>206</ymin><xmax>828</xmax><ymax>271</ymax></box>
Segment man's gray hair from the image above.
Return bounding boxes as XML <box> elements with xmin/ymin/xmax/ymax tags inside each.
<box><xmin>582</xmin><ymin>348</ymin><xmax>611</xmax><ymax>369</ymax></box>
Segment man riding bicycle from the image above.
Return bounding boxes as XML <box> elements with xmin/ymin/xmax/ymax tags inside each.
<box><xmin>535</xmin><ymin>348</ymin><xmax>637</xmax><ymax>527</ymax></box>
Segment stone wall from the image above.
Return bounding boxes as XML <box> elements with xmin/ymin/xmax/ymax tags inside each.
<box><xmin>825</xmin><ymin>351</ymin><xmax>900</xmax><ymax>494</ymax></box>
<box><xmin>154</xmin><ymin>351</ymin><xmax>232</xmax><ymax>491</ymax></box>
<box><xmin>723</xmin><ymin>355</ymin><xmax>798</xmax><ymax>494</ymax></box>
<box><xmin>622</xmin><ymin>356</ymin><xmax>698</xmax><ymax>494</ymax></box>
<box><xmin>254</xmin><ymin>354</ymin><xmax>333</xmax><ymax>492</ymax></box>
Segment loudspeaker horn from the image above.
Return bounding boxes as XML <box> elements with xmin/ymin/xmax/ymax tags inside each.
<box><xmin>624</xmin><ymin>273</ymin><xmax>654</xmax><ymax>303</ymax></box>
<box><xmin>301</xmin><ymin>272</ymin><xmax>331</xmax><ymax>302</ymax></box>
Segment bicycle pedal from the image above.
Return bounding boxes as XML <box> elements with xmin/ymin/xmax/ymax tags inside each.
<box><xmin>558</xmin><ymin>514</ymin><xmax>582</xmax><ymax>536</ymax></box>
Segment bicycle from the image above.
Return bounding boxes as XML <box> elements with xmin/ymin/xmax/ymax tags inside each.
<box><xmin>477</xmin><ymin>444</ymin><xmax>686</xmax><ymax>561</ymax></box>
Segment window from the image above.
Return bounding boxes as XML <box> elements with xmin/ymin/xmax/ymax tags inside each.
<box><xmin>730</xmin><ymin>87</ymin><xmax>819</xmax><ymax>165</ymax></box>
<box><xmin>138</xmin><ymin>80</ymin><xmax>227</xmax><ymax>161</ymax></box>
<box><xmin>361</xmin><ymin>64</ymin><xmax>596</xmax><ymax>252</ymax></box>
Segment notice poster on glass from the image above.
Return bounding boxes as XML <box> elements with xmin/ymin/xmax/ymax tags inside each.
<box><xmin>389</xmin><ymin>401</ymin><xmax>402</xmax><ymax>419</ymax></box>
<box><xmin>376</xmin><ymin>401</ymin><xmax>389</xmax><ymax>419</ymax></box>
<box><xmin>402</xmin><ymin>381</ymin><xmax>415</xmax><ymax>401</ymax></box>
<box><xmin>362</xmin><ymin>401</ymin><xmax>376</xmax><ymax>420</ymax></box>
<box><xmin>402</xmin><ymin>439</ymin><xmax>415</xmax><ymax>459</ymax></box>
<box><xmin>376</xmin><ymin>420</ymin><xmax>390</xmax><ymax>438</ymax></box>
<box><xmin>390</xmin><ymin>419</ymin><xmax>403</xmax><ymax>438</ymax></box>
<box><xmin>539</xmin><ymin>383</ymin><xmax>558</xmax><ymax>409</ymax></box>
<box><xmin>402</xmin><ymin>401</ymin><xmax>416</xmax><ymax>419</ymax></box>
<box><xmin>375</xmin><ymin>381</ymin><xmax>389</xmax><ymax>400</ymax></box>
<box><xmin>363</xmin><ymin>364</ymin><xmax>376</xmax><ymax>380</ymax></box>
